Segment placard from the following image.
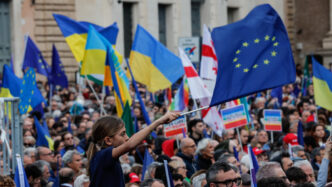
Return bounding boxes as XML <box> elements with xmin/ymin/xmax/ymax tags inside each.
<box><xmin>263</xmin><ymin>109</ymin><xmax>282</xmax><ymax>131</ymax></box>
<box><xmin>220</xmin><ymin>104</ymin><xmax>248</xmax><ymax>129</ymax></box>
<box><xmin>164</xmin><ymin>116</ymin><xmax>187</xmax><ymax>137</ymax></box>
<box><xmin>178</xmin><ymin>37</ymin><xmax>200</xmax><ymax>63</ymax></box>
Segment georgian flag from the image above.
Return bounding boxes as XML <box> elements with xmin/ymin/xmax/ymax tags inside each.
<box><xmin>179</xmin><ymin>48</ymin><xmax>223</xmax><ymax>136</ymax></box>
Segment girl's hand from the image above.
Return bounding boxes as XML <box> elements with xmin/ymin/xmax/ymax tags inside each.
<box><xmin>156</xmin><ymin>112</ymin><xmax>181</xmax><ymax>124</ymax></box>
<box><xmin>324</xmin><ymin>136</ymin><xmax>332</xmax><ymax>158</ymax></box>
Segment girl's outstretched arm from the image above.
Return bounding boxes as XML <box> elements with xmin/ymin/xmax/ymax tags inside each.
<box><xmin>112</xmin><ymin>112</ymin><xmax>180</xmax><ymax>158</ymax></box>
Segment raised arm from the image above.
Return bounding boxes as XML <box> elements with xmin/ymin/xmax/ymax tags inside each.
<box><xmin>112</xmin><ymin>112</ymin><xmax>180</xmax><ymax>158</ymax></box>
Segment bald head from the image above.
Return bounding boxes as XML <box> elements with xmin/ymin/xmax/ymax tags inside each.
<box><xmin>180</xmin><ymin>138</ymin><xmax>196</xmax><ymax>157</ymax></box>
<box><xmin>59</xmin><ymin>167</ymin><xmax>74</xmax><ymax>185</ymax></box>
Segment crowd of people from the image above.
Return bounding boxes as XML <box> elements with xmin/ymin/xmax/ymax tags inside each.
<box><xmin>1</xmin><ymin>61</ymin><xmax>332</xmax><ymax>187</ymax></box>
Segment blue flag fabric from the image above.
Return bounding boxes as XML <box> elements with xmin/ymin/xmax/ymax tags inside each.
<box><xmin>271</xmin><ymin>86</ymin><xmax>283</xmax><ymax>106</ymax></box>
<box><xmin>19</xmin><ymin>68</ymin><xmax>36</xmax><ymax>114</ymax></box>
<box><xmin>35</xmin><ymin>116</ymin><xmax>54</xmax><ymax>150</ymax></box>
<box><xmin>248</xmin><ymin>145</ymin><xmax>259</xmax><ymax>187</ymax></box>
<box><xmin>22</xmin><ymin>36</ymin><xmax>50</xmax><ymax>77</ymax></box>
<box><xmin>10</xmin><ymin>56</ymin><xmax>14</xmax><ymax>73</ymax></box>
<box><xmin>163</xmin><ymin>160</ymin><xmax>175</xmax><ymax>187</ymax></box>
<box><xmin>14</xmin><ymin>158</ymin><xmax>30</xmax><ymax>187</ymax></box>
<box><xmin>67</xmin><ymin>117</ymin><xmax>73</xmax><ymax>134</ymax></box>
<box><xmin>210</xmin><ymin>4</ymin><xmax>295</xmax><ymax>106</ymax></box>
<box><xmin>141</xmin><ymin>148</ymin><xmax>154</xmax><ymax>180</ymax></box>
<box><xmin>50</xmin><ymin>45</ymin><xmax>68</xmax><ymax>88</ymax></box>
<box><xmin>297</xmin><ymin>121</ymin><xmax>304</xmax><ymax>146</ymax></box>
<box><xmin>126</xmin><ymin>59</ymin><xmax>157</xmax><ymax>138</ymax></box>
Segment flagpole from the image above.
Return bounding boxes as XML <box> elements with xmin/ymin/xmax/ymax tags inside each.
<box><xmin>101</xmin><ymin>86</ymin><xmax>105</xmax><ymax>116</ymax></box>
<box><xmin>193</xmin><ymin>99</ymin><xmax>202</xmax><ymax>118</ymax></box>
<box><xmin>180</xmin><ymin>106</ymin><xmax>209</xmax><ymax>116</ymax></box>
<box><xmin>85</xmin><ymin>75</ymin><xmax>106</xmax><ymax>115</ymax></box>
<box><xmin>236</xmin><ymin>128</ymin><xmax>243</xmax><ymax>152</ymax></box>
<box><xmin>270</xmin><ymin>131</ymin><xmax>274</xmax><ymax>143</ymax></box>
<box><xmin>49</xmin><ymin>84</ymin><xmax>53</xmax><ymax>115</ymax></box>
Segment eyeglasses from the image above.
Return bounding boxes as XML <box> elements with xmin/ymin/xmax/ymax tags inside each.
<box><xmin>211</xmin><ymin>177</ymin><xmax>242</xmax><ymax>187</ymax></box>
<box><xmin>24</xmin><ymin>143</ymin><xmax>34</xmax><ymax>147</ymax></box>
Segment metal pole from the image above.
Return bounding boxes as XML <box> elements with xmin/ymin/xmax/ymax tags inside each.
<box><xmin>236</xmin><ymin>128</ymin><xmax>243</xmax><ymax>152</ymax></box>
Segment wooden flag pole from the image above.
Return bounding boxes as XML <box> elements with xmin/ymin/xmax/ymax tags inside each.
<box><xmin>180</xmin><ymin>106</ymin><xmax>209</xmax><ymax>116</ymax></box>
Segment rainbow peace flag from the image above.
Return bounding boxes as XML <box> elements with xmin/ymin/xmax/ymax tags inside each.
<box><xmin>169</xmin><ymin>77</ymin><xmax>189</xmax><ymax>112</ymax></box>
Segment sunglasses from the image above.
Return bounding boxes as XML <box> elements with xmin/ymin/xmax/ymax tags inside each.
<box><xmin>210</xmin><ymin>177</ymin><xmax>242</xmax><ymax>187</ymax></box>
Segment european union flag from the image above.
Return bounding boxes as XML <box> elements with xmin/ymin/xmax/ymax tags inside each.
<box><xmin>22</xmin><ymin>36</ymin><xmax>50</xmax><ymax>77</ymax></box>
<box><xmin>19</xmin><ymin>68</ymin><xmax>36</xmax><ymax>114</ymax></box>
<box><xmin>50</xmin><ymin>45</ymin><xmax>68</xmax><ymax>88</ymax></box>
<box><xmin>210</xmin><ymin>4</ymin><xmax>295</xmax><ymax>106</ymax></box>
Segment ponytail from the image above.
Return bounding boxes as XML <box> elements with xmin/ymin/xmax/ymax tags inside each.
<box><xmin>86</xmin><ymin>116</ymin><xmax>124</xmax><ymax>176</ymax></box>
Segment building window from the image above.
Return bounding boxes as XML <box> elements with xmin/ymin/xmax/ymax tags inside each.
<box><xmin>0</xmin><ymin>0</ymin><xmax>11</xmax><ymax>71</ymax></box>
<box><xmin>227</xmin><ymin>7</ymin><xmax>239</xmax><ymax>24</ymax></box>
<box><xmin>158</xmin><ymin>4</ymin><xmax>167</xmax><ymax>46</ymax></box>
<box><xmin>191</xmin><ymin>1</ymin><xmax>201</xmax><ymax>36</ymax></box>
<box><xmin>123</xmin><ymin>2</ymin><xmax>134</xmax><ymax>58</ymax></box>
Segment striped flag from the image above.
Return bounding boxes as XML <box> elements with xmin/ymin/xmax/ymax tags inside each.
<box><xmin>169</xmin><ymin>77</ymin><xmax>189</xmax><ymax>112</ymax></box>
<box><xmin>248</xmin><ymin>145</ymin><xmax>259</xmax><ymax>187</ymax></box>
<box><xmin>179</xmin><ymin>48</ymin><xmax>211</xmax><ymax>100</ymax></box>
<box><xmin>180</xmin><ymin>48</ymin><xmax>223</xmax><ymax>136</ymax></box>
<box><xmin>200</xmin><ymin>24</ymin><xmax>218</xmax><ymax>93</ymax></box>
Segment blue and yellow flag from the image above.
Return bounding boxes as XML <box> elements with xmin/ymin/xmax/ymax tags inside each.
<box><xmin>210</xmin><ymin>4</ymin><xmax>296</xmax><ymax>106</ymax></box>
<box><xmin>129</xmin><ymin>25</ymin><xmax>184</xmax><ymax>92</ymax></box>
<box><xmin>19</xmin><ymin>69</ymin><xmax>36</xmax><ymax>114</ymax></box>
<box><xmin>0</xmin><ymin>65</ymin><xmax>46</xmax><ymax>109</ymax></box>
<box><xmin>22</xmin><ymin>36</ymin><xmax>50</xmax><ymax>77</ymax></box>
<box><xmin>34</xmin><ymin>116</ymin><xmax>54</xmax><ymax>150</ymax></box>
<box><xmin>312</xmin><ymin>56</ymin><xmax>332</xmax><ymax>111</ymax></box>
<box><xmin>53</xmin><ymin>14</ymin><xmax>119</xmax><ymax>63</ymax></box>
<box><xmin>81</xmin><ymin>26</ymin><xmax>107</xmax><ymax>78</ymax></box>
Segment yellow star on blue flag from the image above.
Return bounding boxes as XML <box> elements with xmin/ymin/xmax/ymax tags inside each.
<box><xmin>210</xmin><ymin>4</ymin><xmax>296</xmax><ymax>106</ymax></box>
<box><xmin>19</xmin><ymin>68</ymin><xmax>36</xmax><ymax>114</ymax></box>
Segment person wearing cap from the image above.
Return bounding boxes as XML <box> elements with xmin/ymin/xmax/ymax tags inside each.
<box><xmin>252</xmin><ymin>147</ymin><xmax>268</xmax><ymax>162</ymax></box>
<box><xmin>283</xmin><ymin>133</ymin><xmax>299</xmax><ymax>147</ymax></box>
<box><xmin>129</xmin><ymin>172</ymin><xmax>140</xmax><ymax>184</ymax></box>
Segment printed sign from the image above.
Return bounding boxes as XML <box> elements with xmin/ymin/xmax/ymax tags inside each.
<box><xmin>220</xmin><ymin>104</ymin><xmax>248</xmax><ymax>129</ymax></box>
<box><xmin>263</xmin><ymin>109</ymin><xmax>282</xmax><ymax>131</ymax></box>
<box><xmin>178</xmin><ymin>37</ymin><xmax>200</xmax><ymax>63</ymax></box>
<box><xmin>164</xmin><ymin>116</ymin><xmax>187</xmax><ymax>137</ymax></box>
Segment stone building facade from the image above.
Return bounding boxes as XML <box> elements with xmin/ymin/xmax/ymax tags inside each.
<box><xmin>2</xmin><ymin>0</ymin><xmax>331</xmax><ymax>82</ymax></box>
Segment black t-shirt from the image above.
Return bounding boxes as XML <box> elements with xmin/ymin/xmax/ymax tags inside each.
<box><xmin>89</xmin><ymin>146</ymin><xmax>124</xmax><ymax>187</ymax></box>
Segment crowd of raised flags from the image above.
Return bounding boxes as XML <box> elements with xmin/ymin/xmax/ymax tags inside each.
<box><xmin>1</xmin><ymin>3</ymin><xmax>332</xmax><ymax>187</ymax></box>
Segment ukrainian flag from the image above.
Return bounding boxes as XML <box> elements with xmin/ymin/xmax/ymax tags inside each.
<box><xmin>81</xmin><ymin>26</ymin><xmax>107</xmax><ymax>80</ymax></box>
<box><xmin>129</xmin><ymin>25</ymin><xmax>184</xmax><ymax>92</ymax></box>
<box><xmin>53</xmin><ymin>14</ymin><xmax>119</xmax><ymax>63</ymax></box>
<box><xmin>34</xmin><ymin>116</ymin><xmax>54</xmax><ymax>151</ymax></box>
<box><xmin>312</xmin><ymin>57</ymin><xmax>332</xmax><ymax>111</ymax></box>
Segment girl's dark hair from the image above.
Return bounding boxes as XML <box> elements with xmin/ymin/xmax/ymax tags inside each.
<box><xmin>86</xmin><ymin>115</ymin><xmax>124</xmax><ymax>175</ymax></box>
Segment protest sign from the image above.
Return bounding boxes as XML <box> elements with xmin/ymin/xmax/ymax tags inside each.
<box><xmin>220</xmin><ymin>104</ymin><xmax>248</xmax><ymax>129</ymax></box>
<box><xmin>164</xmin><ymin>116</ymin><xmax>187</xmax><ymax>137</ymax></box>
<box><xmin>263</xmin><ymin>109</ymin><xmax>282</xmax><ymax>131</ymax></box>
